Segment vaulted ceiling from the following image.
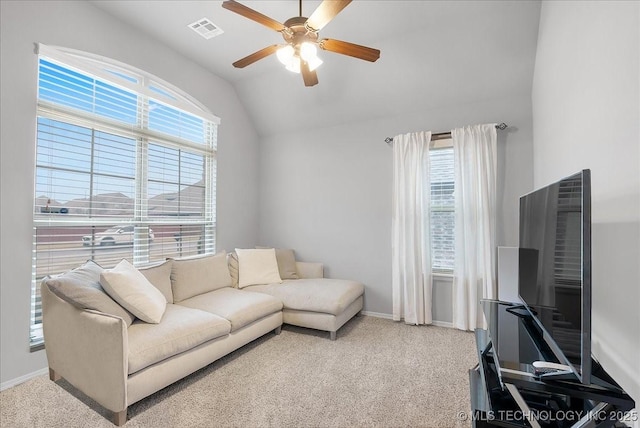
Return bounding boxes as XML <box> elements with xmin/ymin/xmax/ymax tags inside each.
<box><xmin>91</xmin><ymin>1</ymin><xmax>541</xmax><ymax>137</ymax></box>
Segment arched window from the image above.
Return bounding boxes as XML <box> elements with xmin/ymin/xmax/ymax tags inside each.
<box><xmin>31</xmin><ymin>45</ymin><xmax>220</xmax><ymax>346</ymax></box>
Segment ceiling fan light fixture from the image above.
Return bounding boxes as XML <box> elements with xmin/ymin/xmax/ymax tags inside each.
<box><xmin>276</xmin><ymin>45</ymin><xmax>295</xmax><ymax>65</ymax></box>
<box><xmin>300</xmin><ymin>42</ymin><xmax>322</xmax><ymax>71</ymax></box>
<box><xmin>306</xmin><ymin>55</ymin><xmax>323</xmax><ymax>71</ymax></box>
<box><xmin>285</xmin><ymin>56</ymin><xmax>301</xmax><ymax>73</ymax></box>
<box><xmin>278</xmin><ymin>42</ymin><xmax>322</xmax><ymax>73</ymax></box>
<box><xmin>300</xmin><ymin>42</ymin><xmax>317</xmax><ymax>61</ymax></box>
<box><xmin>278</xmin><ymin>45</ymin><xmax>302</xmax><ymax>73</ymax></box>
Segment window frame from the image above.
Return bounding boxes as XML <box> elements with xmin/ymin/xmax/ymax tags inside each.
<box><xmin>30</xmin><ymin>45</ymin><xmax>220</xmax><ymax>348</ymax></box>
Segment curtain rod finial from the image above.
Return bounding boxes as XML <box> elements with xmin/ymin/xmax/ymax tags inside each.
<box><xmin>496</xmin><ymin>123</ymin><xmax>507</xmax><ymax>130</ymax></box>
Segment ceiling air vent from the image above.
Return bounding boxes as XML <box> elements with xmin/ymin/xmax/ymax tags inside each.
<box><xmin>188</xmin><ymin>18</ymin><xmax>224</xmax><ymax>40</ymax></box>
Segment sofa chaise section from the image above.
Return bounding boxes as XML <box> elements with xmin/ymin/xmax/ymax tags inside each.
<box><xmin>230</xmin><ymin>254</ymin><xmax>365</xmax><ymax>340</ymax></box>
<box><xmin>245</xmin><ymin>277</ymin><xmax>364</xmax><ymax>340</ymax></box>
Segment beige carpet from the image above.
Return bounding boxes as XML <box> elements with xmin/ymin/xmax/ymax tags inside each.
<box><xmin>0</xmin><ymin>316</ymin><xmax>477</xmax><ymax>428</ymax></box>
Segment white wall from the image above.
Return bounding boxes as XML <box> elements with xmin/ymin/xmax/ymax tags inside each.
<box><xmin>0</xmin><ymin>1</ymin><xmax>260</xmax><ymax>385</ymax></box>
<box><xmin>258</xmin><ymin>94</ymin><xmax>533</xmax><ymax>319</ymax></box>
<box><xmin>532</xmin><ymin>0</ymin><xmax>639</xmax><ymax>403</ymax></box>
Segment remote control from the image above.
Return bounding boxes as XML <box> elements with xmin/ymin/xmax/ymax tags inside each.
<box><xmin>532</xmin><ymin>361</ymin><xmax>572</xmax><ymax>376</ymax></box>
<box><xmin>532</xmin><ymin>361</ymin><xmax>572</xmax><ymax>371</ymax></box>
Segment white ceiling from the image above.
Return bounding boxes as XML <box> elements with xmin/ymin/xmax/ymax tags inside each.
<box><xmin>91</xmin><ymin>0</ymin><xmax>541</xmax><ymax>137</ymax></box>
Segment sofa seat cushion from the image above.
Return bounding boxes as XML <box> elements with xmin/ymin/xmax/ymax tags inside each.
<box><xmin>245</xmin><ymin>279</ymin><xmax>364</xmax><ymax>316</ymax></box>
<box><xmin>127</xmin><ymin>304</ymin><xmax>230</xmax><ymax>374</ymax></box>
<box><xmin>177</xmin><ymin>287</ymin><xmax>283</xmax><ymax>332</ymax></box>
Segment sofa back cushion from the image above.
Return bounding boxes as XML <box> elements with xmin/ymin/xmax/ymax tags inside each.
<box><xmin>43</xmin><ymin>260</ymin><xmax>135</xmax><ymax>327</ymax></box>
<box><xmin>235</xmin><ymin>248</ymin><xmax>283</xmax><ymax>288</ymax></box>
<box><xmin>100</xmin><ymin>259</ymin><xmax>167</xmax><ymax>324</ymax></box>
<box><xmin>257</xmin><ymin>247</ymin><xmax>299</xmax><ymax>280</ymax></box>
<box><xmin>170</xmin><ymin>252</ymin><xmax>232</xmax><ymax>302</ymax></box>
<box><xmin>275</xmin><ymin>248</ymin><xmax>298</xmax><ymax>280</ymax></box>
<box><xmin>139</xmin><ymin>259</ymin><xmax>174</xmax><ymax>303</ymax></box>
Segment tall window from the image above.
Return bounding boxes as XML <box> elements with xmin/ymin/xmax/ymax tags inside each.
<box><xmin>429</xmin><ymin>141</ymin><xmax>455</xmax><ymax>273</ymax></box>
<box><xmin>31</xmin><ymin>45</ymin><xmax>219</xmax><ymax>346</ymax></box>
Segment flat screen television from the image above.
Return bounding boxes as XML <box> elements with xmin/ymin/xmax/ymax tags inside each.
<box><xmin>518</xmin><ymin>169</ymin><xmax>591</xmax><ymax>384</ymax></box>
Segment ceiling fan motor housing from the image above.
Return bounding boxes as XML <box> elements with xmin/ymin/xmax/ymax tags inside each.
<box><xmin>283</xmin><ymin>16</ymin><xmax>319</xmax><ymax>49</ymax></box>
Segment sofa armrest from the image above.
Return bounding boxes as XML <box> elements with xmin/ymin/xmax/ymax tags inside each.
<box><xmin>42</xmin><ymin>282</ymin><xmax>128</xmax><ymax>413</ymax></box>
<box><xmin>296</xmin><ymin>262</ymin><xmax>324</xmax><ymax>279</ymax></box>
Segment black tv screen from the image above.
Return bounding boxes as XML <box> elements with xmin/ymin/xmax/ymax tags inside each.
<box><xmin>518</xmin><ymin>169</ymin><xmax>591</xmax><ymax>384</ymax></box>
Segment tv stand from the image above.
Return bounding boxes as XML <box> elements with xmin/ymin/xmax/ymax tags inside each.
<box><xmin>470</xmin><ymin>300</ymin><xmax>635</xmax><ymax>428</ymax></box>
<box><xmin>505</xmin><ymin>305</ymin><xmax>533</xmax><ymax>318</ymax></box>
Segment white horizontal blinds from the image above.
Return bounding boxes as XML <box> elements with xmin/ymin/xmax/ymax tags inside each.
<box><xmin>554</xmin><ymin>176</ymin><xmax>582</xmax><ymax>287</ymax></box>
<box><xmin>145</xmin><ymin>224</ymin><xmax>214</xmax><ymax>261</ymax></box>
<box><xmin>148</xmin><ymin>145</ymin><xmax>206</xmax><ymax>217</ymax></box>
<box><xmin>146</xmin><ymin>141</ymin><xmax>214</xmax><ymax>262</ymax></box>
<box><xmin>36</xmin><ymin>118</ymin><xmax>137</xmax><ymax>219</ymax></box>
<box><xmin>37</xmin><ymin>44</ymin><xmax>221</xmax><ymax>126</ymax></box>
<box><xmin>34</xmin><ymin>226</ymin><xmax>134</xmax><ymax>272</ymax></box>
<box><xmin>31</xmin><ymin>47</ymin><xmax>219</xmax><ymax>346</ymax></box>
<box><xmin>39</xmin><ymin>59</ymin><xmax>138</xmax><ymax>126</ymax></box>
<box><xmin>429</xmin><ymin>146</ymin><xmax>455</xmax><ymax>272</ymax></box>
<box><xmin>35</xmin><ymin>118</ymin><xmax>92</xmax><ymax>216</ymax></box>
<box><xmin>149</xmin><ymin>99</ymin><xmax>206</xmax><ymax>144</ymax></box>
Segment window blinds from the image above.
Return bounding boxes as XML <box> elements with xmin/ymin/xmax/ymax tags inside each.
<box><xmin>429</xmin><ymin>147</ymin><xmax>455</xmax><ymax>272</ymax></box>
<box><xmin>31</xmin><ymin>47</ymin><xmax>219</xmax><ymax>345</ymax></box>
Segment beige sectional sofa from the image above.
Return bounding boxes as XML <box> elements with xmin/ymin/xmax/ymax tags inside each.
<box><xmin>41</xmin><ymin>250</ymin><xmax>364</xmax><ymax>425</ymax></box>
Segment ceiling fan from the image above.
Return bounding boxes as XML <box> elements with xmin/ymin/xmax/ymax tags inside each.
<box><xmin>221</xmin><ymin>0</ymin><xmax>380</xmax><ymax>87</ymax></box>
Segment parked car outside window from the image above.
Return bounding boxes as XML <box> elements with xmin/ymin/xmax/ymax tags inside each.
<box><xmin>82</xmin><ymin>226</ymin><xmax>154</xmax><ymax>246</ymax></box>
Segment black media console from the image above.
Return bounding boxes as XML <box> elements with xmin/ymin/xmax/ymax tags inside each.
<box><xmin>470</xmin><ymin>300</ymin><xmax>636</xmax><ymax>428</ymax></box>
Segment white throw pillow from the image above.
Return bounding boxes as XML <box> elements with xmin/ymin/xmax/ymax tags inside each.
<box><xmin>235</xmin><ymin>248</ymin><xmax>283</xmax><ymax>288</ymax></box>
<box><xmin>101</xmin><ymin>259</ymin><xmax>167</xmax><ymax>324</ymax></box>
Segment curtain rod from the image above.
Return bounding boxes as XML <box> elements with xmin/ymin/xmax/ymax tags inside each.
<box><xmin>384</xmin><ymin>123</ymin><xmax>508</xmax><ymax>144</ymax></box>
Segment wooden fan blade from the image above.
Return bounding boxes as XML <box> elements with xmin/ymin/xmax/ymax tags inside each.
<box><xmin>301</xmin><ymin>61</ymin><xmax>319</xmax><ymax>87</ymax></box>
<box><xmin>306</xmin><ymin>0</ymin><xmax>352</xmax><ymax>31</ymax></box>
<box><xmin>222</xmin><ymin>0</ymin><xmax>286</xmax><ymax>32</ymax></box>
<box><xmin>319</xmin><ymin>39</ymin><xmax>380</xmax><ymax>62</ymax></box>
<box><xmin>232</xmin><ymin>45</ymin><xmax>280</xmax><ymax>68</ymax></box>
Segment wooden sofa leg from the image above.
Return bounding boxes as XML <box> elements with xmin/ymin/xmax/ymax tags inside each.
<box><xmin>274</xmin><ymin>326</ymin><xmax>282</xmax><ymax>335</ymax></box>
<box><xmin>330</xmin><ymin>331</ymin><xmax>337</xmax><ymax>341</ymax></box>
<box><xmin>113</xmin><ymin>409</ymin><xmax>127</xmax><ymax>426</ymax></box>
<box><xmin>49</xmin><ymin>368</ymin><xmax>61</xmax><ymax>382</ymax></box>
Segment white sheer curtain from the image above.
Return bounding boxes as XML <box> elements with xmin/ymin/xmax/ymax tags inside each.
<box><xmin>391</xmin><ymin>131</ymin><xmax>433</xmax><ymax>325</ymax></box>
<box><xmin>452</xmin><ymin>124</ymin><xmax>497</xmax><ymax>331</ymax></box>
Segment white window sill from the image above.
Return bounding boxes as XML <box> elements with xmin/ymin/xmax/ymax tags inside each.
<box><xmin>433</xmin><ymin>271</ymin><xmax>453</xmax><ymax>279</ymax></box>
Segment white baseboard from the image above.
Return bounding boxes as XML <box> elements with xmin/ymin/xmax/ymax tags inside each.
<box><xmin>0</xmin><ymin>367</ymin><xmax>48</xmax><ymax>392</ymax></box>
<box><xmin>361</xmin><ymin>311</ymin><xmax>454</xmax><ymax>328</ymax></box>
<box><xmin>432</xmin><ymin>320</ymin><xmax>454</xmax><ymax>328</ymax></box>
<box><xmin>361</xmin><ymin>310</ymin><xmax>393</xmax><ymax>320</ymax></box>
